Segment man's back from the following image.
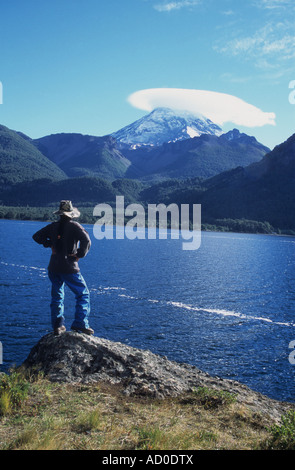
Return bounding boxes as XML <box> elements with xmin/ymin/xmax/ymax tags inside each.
<box><xmin>33</xmin><ymin>217</ymin><xmax>91</xmax><ymax>274</ymax></box>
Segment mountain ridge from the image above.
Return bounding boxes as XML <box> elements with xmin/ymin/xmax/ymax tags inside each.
<box><xmin>121</xmin><ymin>128</ymin><xmax>270</xmax><ymax>181</ymax></box>
<box><xmin>1</xmin><ymin>131</ymin><xmax>295</xmax><ymax>232</ymax></box>
<box><xmin>3</xmin><ymin>111</ymin><xmax>292</xmax><ymax>232</ymax></box>
<box><xmin>33</xmin><ymin>133</ymin><xmax>134</xmax><ymax>180</ymax></box>
<box><xmin>112</xmin><ymin>107</ymin><xmax>223</xmax><ymax>148</ymax></box>
<box><xmin>29</xmin><ymin>108</ymin><xmax>269</xmax><ymax>182</ymax></box>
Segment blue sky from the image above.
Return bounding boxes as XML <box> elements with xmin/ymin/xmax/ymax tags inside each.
<box><xmin>0</xmin><ymin>0</ymin><xmax>294</xmax><ymax>149</ymax></box>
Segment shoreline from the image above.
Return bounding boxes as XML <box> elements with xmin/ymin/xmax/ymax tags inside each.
<box><xmin>21</xmin><ymin>331</ymin><xmax>295</xmax><ymax>415</ymax></box>
<box><xmin>0</xmin><ymin>212</ymin><xmax>293</xmax><ymax>238</ymax></box>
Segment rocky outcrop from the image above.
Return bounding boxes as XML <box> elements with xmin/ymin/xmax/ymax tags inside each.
<box><xmin>22</xmin><ymin>331</ymin><xmax>294</xmax><ymax>422</ymax></box>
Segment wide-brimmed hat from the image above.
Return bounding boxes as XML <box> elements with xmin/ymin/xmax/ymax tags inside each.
<box><xmin>53</xmin><ymin>200</ymin><xmax>80</xmax><ymax>219</ymax></box>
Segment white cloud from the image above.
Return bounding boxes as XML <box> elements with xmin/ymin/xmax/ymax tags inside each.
<box><xmin>255</xmin><ymin>0</ymin><xmax>294</xmax><ymax>9</ymax></box>
<box><xmin>128</xmin><ymin>88</ymin><xmax>276</xmax><ymax>128</ymax></box>
<box><xmin>222</xmin><ymin>9</ymin><xmax>235</xmax><ymax>16</ymax></box>
<box><xmin>154</xmin><ymin>0</ymin><xmax>201</xmax><ymax>12</ymax></box>
<box><xmin>215</xmin><ymin>22</ymin><xmax>295</xmax><ymax>67</ymax></box>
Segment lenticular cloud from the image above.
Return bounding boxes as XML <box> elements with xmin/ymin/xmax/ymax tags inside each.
<box><xmin>128</xmin><ymin>88</ymin><xmax>276</xmax><ymax>128</ymax></box>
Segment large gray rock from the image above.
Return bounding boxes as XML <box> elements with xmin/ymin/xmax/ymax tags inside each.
<box><xmin>22</xmin><ymin>331</ymin><xmax>293</xmax><ymax>421</ymax></box>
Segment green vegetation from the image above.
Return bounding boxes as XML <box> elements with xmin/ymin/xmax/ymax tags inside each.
<box><xmin>0</xmin><ymin>205</ymin><xmax>283</xmax><ymax>235</ymax></box>
<box><xmin>0</xmin><ymin>125</ymin><xmax>66</xmax><ymax>185</ymax></box>
<box><xmin>0</xmin><ymin>176</ymin><xmax>150</xmax><ymax>209</ymax></box>
<box><xmin>0</xmin><ymin>170</ymin><xmax>289</xmax><ymax>234</ymax></box>
<box><xmin>0</xmin><ymin>371</ymin><xmax>30</xmax><ymax>416</ymax></box>
<box><xmin>141</xmin><ymin>135</ymin><xmax>268</xmax><ymax>180</ymax></box>
<box><xmin>34</xmin><ymin>133</ymin><xmax>132</xmax><ymax>181</ymax></box>
<box><xmin>202</xmin><ymin>219</ymin><xmax>275</xmax><ymax>235</ymax></box>
<box><xmin>60</xmin><ymin>145</ymin><xmax>130</xmax><ymax>180</ymax></box>
<box><xmin>263</xmin><ymin>411</ymin><xmax>295</xmax><ymax>450</ymax></box>
<box><xmin>0</xmin><ymin>371</ymin><xmax>285</xmax><ymax>450</ymax></box>
<box><xmin>190</xmin><ymin>387</ymin><xmax>237</xmax><ymax>409</ymax></box>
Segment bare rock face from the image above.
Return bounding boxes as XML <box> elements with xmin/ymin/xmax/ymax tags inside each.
<box><xmin>22</xmin><ymin>331</ymin><xmax>293</xmax><ymax>421</ymax></box>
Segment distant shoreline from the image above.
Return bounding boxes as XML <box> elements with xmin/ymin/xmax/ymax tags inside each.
<box><xmin>0</xmin><ymin>208</ymin><xmax>294</xmax><ymax>238</ymax></box>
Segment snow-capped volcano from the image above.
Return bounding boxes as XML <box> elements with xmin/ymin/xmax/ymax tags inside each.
<box><xmin>112</xmin><ymin>107</ymin><xmax>223</xmax><ymax>147</ymax></box>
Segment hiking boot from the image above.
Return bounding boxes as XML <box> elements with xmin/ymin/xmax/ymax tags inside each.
<box><xmin>71</xmin><ymin>326</ymin><xmax>94</xmax><ymax>336</ymax></box>
<box><xmin>54</xmin><ymin>325</ymin><xmax>66</xmax><ymax>336</ymax></box>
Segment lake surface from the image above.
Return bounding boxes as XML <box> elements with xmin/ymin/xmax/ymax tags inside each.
<box><xmin>1</xmin><ymin>219</ymin><xmax>295</xmax><ymax>403</ymax></box>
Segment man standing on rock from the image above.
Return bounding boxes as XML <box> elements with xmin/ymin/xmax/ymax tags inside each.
<box><xmin>32</xmin><ymin>200</ymin><xmax>94</xmax><ymax>336</ymax></box>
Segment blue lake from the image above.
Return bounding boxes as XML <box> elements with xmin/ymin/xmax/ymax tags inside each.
<box><xmin>1</xmin><ymin>219</ymin><xmax>295</xmax><ymax>402</ymax></box>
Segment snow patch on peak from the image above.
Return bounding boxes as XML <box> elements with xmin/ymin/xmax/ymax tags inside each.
<box><xmin>186</xmin><ymin>126</ymin><xmax>201</xmax><ymax>138</ymax></box>
<box><xmin>112</xmin><ymin>107</ymin><xmax>223</xmax><ymax>148</ymax></box>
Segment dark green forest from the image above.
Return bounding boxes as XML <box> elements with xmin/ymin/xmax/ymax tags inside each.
<box><xmin>1</xmin><ymin>122</ymin><xmax>295</xmax><ymax>236</ymax></box>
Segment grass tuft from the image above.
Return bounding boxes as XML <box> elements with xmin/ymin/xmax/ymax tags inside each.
<box><xmin>0</xmin><ymin>374</ymin><xmax>286</xmax><ymax>450</ymax></box>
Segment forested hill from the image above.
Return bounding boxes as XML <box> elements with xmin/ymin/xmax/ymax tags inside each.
<box><xmin>192</xmin><ymin>133</ymin><xmax>295</xmax><ymax>231</ymax></box>
<box><xmin>0</xmin><ymin>125</ymin><xmax>66</xmax><ymax>185</ymax></box>
<box><xmin>1</xmin><ymin>123</ymin><xmax>295</xmax><ymax>234</ymax></box>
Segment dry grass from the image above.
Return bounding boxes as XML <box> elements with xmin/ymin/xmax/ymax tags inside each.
<box><xmin>0</xmin><ymin>373</ymin><xmax>276</xmax><ymax>451</ymax></box>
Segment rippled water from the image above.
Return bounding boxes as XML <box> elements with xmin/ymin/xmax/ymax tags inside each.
<box><xmin>1</xmin><ymin>219</ymin><xmax>295</xmax><ymax>402</ymax></box>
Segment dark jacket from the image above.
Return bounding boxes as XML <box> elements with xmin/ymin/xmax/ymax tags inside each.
<box><xmin>32</xmin><ymin>218</ymin><xmax>91</xmax><ymax>274</ymax></box>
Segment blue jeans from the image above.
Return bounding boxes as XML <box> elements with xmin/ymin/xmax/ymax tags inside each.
<box><xmin>48</xmin><ymin>271</ymin><xmax>90</xmax><ymax>330</ymax></box>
